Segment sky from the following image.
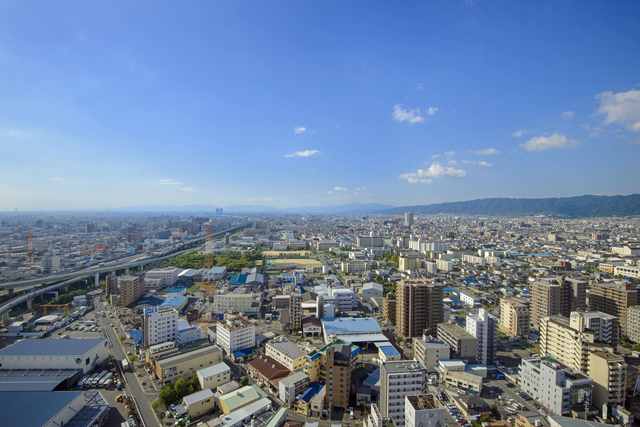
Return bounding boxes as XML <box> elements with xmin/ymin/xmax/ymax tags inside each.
<box><xmin>1</xmin><ymin>1</ymin><xmax>639</xmax><ymax>211</ymax></box>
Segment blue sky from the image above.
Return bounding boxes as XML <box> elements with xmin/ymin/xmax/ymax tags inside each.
<box><xmin>1</xmin><ymin>1</ymin><xmax>639</xmax><ymax>210</ymax></box>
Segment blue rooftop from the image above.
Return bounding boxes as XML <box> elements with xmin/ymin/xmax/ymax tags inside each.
<box><xmin>299</xmin><ymin>382</ymin><xmax>325</xmax><ymax>403</ymax></box>
<box><xmin>129</xmin><ymin>330</ymin><xmax>142</xmax><ymax>343</ymax></box>
<box><xmin>160</xmin><ymin>295</ymin><xmax>187</xmax><ymax>307</ymax></box>
<box><xmin>232</xmin><ymin>348</ymin><xmax>254</xmax><ymax>359</ymax></box>
<box><xmin>321</xmin><ymin>317</ymin><xmax>382</xmax><ymax>335</ymax></box>
<box><xmin>229</xmin><ymin>274</ymin><xmax>247</xmax><ymax>285</ymax></box>
<box><xmin>167</xmin><ymin>286</ymin><xmax>187</xmax><ymax>294</ymax></box>
<box><xmin>378</xmin><ymin>345</ymin><xmax>400</xmax><ymax>357</ymax></box>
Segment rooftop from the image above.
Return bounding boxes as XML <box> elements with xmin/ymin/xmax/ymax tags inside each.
<box><xmin>382</xmin><ymin>360</ymin><xmax>426</xmax><ymax>374</ymax></box>
<box><xmin>0</xmin><ymin>338</ymin><xmax>106</xmax><ymax>357</ymax></box>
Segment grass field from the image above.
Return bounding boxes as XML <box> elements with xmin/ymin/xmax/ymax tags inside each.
<box><xmin>263</xmin><ymin>250</ymin><xmax>312</xmax><ymax>257</ymax></box>
<box><xmin>268</xmin><ymin>258</ymin><xmax>322</xmax><ymax>268</ymax></box>
<box><xmin>187</xmin><ymin>282</ymin><xmax>203</xmax><ymax>292</ymax></box>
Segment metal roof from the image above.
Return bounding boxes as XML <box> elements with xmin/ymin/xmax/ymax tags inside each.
<box><xmin>0</xmin><ymin>391</ymin><xmax>81</xmax><ymax>426</ymax></box>
<box><xmin>183</xmin><ymin>388</ymin><xmax>214</xmax><ymax>405</ymax></box>
<box><xmin>0</xmin><ymin>338</ymin><xmax>106</xmax><ymax>357</ymax></box>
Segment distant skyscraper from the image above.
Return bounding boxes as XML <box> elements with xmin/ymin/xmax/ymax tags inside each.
<box><xmin>404</xmin><ymin>212</ymin><xmax>414</xmax><ymax>227</ymax></box>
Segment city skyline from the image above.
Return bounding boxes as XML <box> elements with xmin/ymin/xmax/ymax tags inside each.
<box><xmin>1</xmin><ymin>1</ymin><xmax>640</xmax><ymax>211</ymax></box>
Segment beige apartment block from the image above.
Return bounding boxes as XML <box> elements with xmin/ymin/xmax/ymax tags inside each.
<box><xmin>499</xmin><ymin>298</ymin><xmax>530</xmax><ymax>339</ymax></box>
<box><xmin>530</xmin><ymin>277</ymin><xmax>586</xmax><ymax>330</ymax></box>
<box><xmin>399</xmin><ymin>257</ymin><xmax>421</xmax><ymax>272</ymax></box>
<box><xmin>396</xmin><ymin>279</ymin><xmax>443</xmax><ymax>339</ymax></box>
<box><xmin>626</xmin><ymin>306</ymin><xmax>640</xmax><ymax>343</ymax></box>
<box><xmin>119</xmin><ymin>275</ymin><xmax>144</xmax><ymax>306</ymax></box>
<box><xmin>590</xmin><ymin>281</ymin><xmax>638</xmax><ymax>334</ymax></box>
<box><xmin>589</xmin><ymin>350</ymin><xmax>627</xmax><ymax>409</ymax></box>
<box><xmin>382</xmin><ymin>293</ymin><xmax>396</xmax><ymax>324</ymax></box>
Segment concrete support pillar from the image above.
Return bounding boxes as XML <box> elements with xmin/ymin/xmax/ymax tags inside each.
<box><xmin>26</xmin><ymin>298</ymin><xmax>33</xmax><ymax>310</ymax></box>
<box><xmin>125</xmin><ymin>267</ymin><xmax>129</xmax><ymax>274</ymax></box>
<box><xmin>2</xmin><ymin>311</ymin><xmax>9</xmax><ymax>326</ymax></box>
<box><xmin>65</xmin><ymin>285</ymin><xmax>69</xmax><ymax>292</ymax></box>
<box><xmin>95</xmin><ymin>273</ymin><xmax>100</xmax><ymax>288</ymax></box>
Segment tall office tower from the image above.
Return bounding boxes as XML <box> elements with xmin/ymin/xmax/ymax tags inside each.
<box><xmin>396</xmin><ymin>279</ymin><xmax>443</xmax><ymax>339</ymax></box>
<box><xmin>466</xmin><ymin>308</ymin><xmax>498</xmax><ymax>366</ymax></box>
<box><xmin>142</xmin><ymin>306</ymin><xmax>178</xmax><ymax>347</ymax></box>
<box><xmin>119</xmin><ymin>275</ymin><xmax>144</xmax><ymax>306</ymax></box>
<box><xmin>531</xmin><ymin>277</ymin><xmax>586</xmax><ymax>330</ymax></box>
<box><xmin>105</xmin><ymin>273</ymin><xmax>119</xmax><ymax>297</ymax></box>
<box><xmin>404</xmin><ymin>212</ymin><xmax>414</xmax><ymax>227</ymax></box>
<box><xmin>590</xmin><ymin>281</ymin><xmax>638</xmax><ymax>334</ymax></box>
<box><xmin>379</xmin><ymin>361</ymin><xmax>427</xmax><ymax>427</ymax></box>
<box><xmin>499</xmin><ymin>298</ymin><xmax>530</xmax><ymax>339</ymax></box>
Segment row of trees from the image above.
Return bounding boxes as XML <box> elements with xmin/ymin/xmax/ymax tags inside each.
<box><xmin>158</xmin><ymin>376</ymin><xmax>201</xmax><ymax>407</ymax></box>
<box><xmin>157</xmin><ymin>249</ymin><xmax>263</xmax><ymax>271</ymax></box>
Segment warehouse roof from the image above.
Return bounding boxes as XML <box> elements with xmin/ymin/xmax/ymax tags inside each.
<box><xmin>0</xmin><ymin>339</ymin><xmax>106</xmax><ymax>357</ymax></box>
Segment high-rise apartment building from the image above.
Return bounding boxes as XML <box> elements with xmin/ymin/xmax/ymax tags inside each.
<box><xmin>382</xmin><ymin>293</ymin><xmax>396</xmax><ymax>324</ymax></box>
<box><xmin>290</xmin><ymin>292</ymin><xmax>302</xmax><ymax>330</ymax></box>
<box><xmin>589</xmin><ymin>350</ymin><xmax>627</xmax><ymax>409</ymax></box>
<box><xmin>106</xmin><ymin>273</ymin><xmax>118</xmax><ymax>297</ymax></box>
<box><xmin>436</xmin><ymin>323</ymin><xmax>477</xmax><ymax>363</ymax></box>
<box><xmin>626</xmin><ymin>306</ymin><xmax>640</xmax><ymax>343</ymax></box>
<box><xmin>142</xmin><ymin>306</ymin><xmax>178</xmax><ymax>347</ymax></box>
<box><xmin>569</xmin><ymin>311</ymin><xmax>619</xmax><ymax>345</ymax></box>
<box><xmin>540</xmin><ymin>316</ymin><xmax>595</xmax><ymax>373</ymax></box>
<box><xmin>405</xmin><ymin>394</ymin><xmax>445</xmax><ymax>427</ymax></box>
<box><xmin>324</xmin><ymin>344</ymin><xmax>353</xmax><ymax>409</ymax></box>
<box><xmin>396</xmin><ymin>279</ymin><xmax>443</xmax><ymax>339</ymax></box>
<box><xmin>466</xmin><ymin>309</ymin><xmax>497</xmax><ymax>366</ymax></box>
<box><xmin>379</xmin><ymin>360</ymin><xmax>427</xmax><ymax>427</ymax></box>
<box><xmin>499</xmin><ymin>298</ymin><xmax>530</xmax><ymax>339</ymax></box>
<box><xmin>531</xmin><ymin>277</ymin><xmax>586</xmax><ymax>330</ymax></box>
<box><xmin>589</xmin><ymin>281</ymin><xmax>638</xmax><ymax>334</ymax></box>
<box><xmin>119</xmin><ymin>275</ymin><xmax>144</xmax><ymax>306</ymax></box>
<box><xmin>404</xmin><ymin>212</ymin><xmax>414</xmax><ymax>227</ymax></box>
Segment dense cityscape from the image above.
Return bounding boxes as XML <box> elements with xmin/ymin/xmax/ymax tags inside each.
<box><xmin>1</xmin><ymin>209</ymin><xmax>640</xmax><ymax>427</ymax></box>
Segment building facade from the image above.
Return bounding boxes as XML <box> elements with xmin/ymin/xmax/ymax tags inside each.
<box><xmin>466</xmin><ymin>308</ymin><xmax>497</xmax><ymax>366</ymax></box>
<box><xmin>589</xmin><ymin>281</ymin><xmax>638</xmax><ymax>334</ymax></box>
<box><xmin>437</xmin><ymin>323</ymin><xmax>478</xmax><ymax>363</ymax></box>
<box><xmin>119</xmin><ymin>275</ymin><xmax>144</xmax><ymax>306</ymax></box>
<box><xmin>216</xmin><ymin>317</ymin><xmax>256</xmax><ymax>355</ymax></box>
<box><xmin>379</xmin><ymin>361</ymin><xmax>428</xmax><ymax>427</ymax></box>
<box><xmin>499</xmin><ymin>298</ymin><xmax>530</xmax><ymax>339</ymax></box>
<box><xmin>142</xmin><ymin>306</ymin><xmax>178</xmax><ymax>347</ymax></box>
<box><xmin>396</xmin><ymin>279</ymin><xmax>443</xmax><ymax>339</ymax></box>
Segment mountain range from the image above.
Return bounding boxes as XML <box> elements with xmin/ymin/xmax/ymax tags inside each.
<box><xmin>383</xmin><ymin>194</ymin><xmax>640</xmax><ymax>218</ymax></box>
<box><xmin>114</xmin><ymin>202</ymin><xmax>394</xmax><ymax>214</ymax></box>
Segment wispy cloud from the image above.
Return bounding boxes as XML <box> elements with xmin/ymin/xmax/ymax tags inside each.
<box><xmin>294</xmin><ymin>126</ymin><xmax>306</xmax><ymax>134</ymax></box>
<box><xmin>513</xmin><ymin>129</ymin><xmax>534</xmax><ymax>137</ymax></box>
<box><xmin>285</xmin><ymin>150</ymin><xmax>321</xmax><ymax>158</ymax></box>
<box><xmin>562</xmin><ymin>111</ymin><xmax>575</xmax><ymax>120</ymax></box>
<box><xmin>334</xmin><ymin>186</ymin><xmax>346</xmax><ymax>191</ymax></box>
<box><xmin>152</xmin><ymin>179</ymin><xmax>182</xmax><ymax>185</ymax></box>
<box><xmin>597</xmin><ymin>88</ymin><xmax>640</xmax><ymax>132</ymax></box>
<box><xmin>181</xmin><ymin>187</ymin><xmax>196</xmax><ymax>193</ymax></box>
<box><xmin>473</xmin><ymin>148</ymin><xmax>501</xmax><ymax>155</ymax></box>
<box><xmin>462</xmin><ymin>160</ymin><xmax>476</xmax><ymax>165</ymax></box>
<box><xmin>417</xmin><ymin>83</ymin><xmax>425</xmax><ymax>90</ymax></box>
<box><xmin>478</xmin><ymin>161</ymin><xmax>493</xmax><ymax>167</ymax></box>
<box><xmin>520</xmin><ymin>133</ymin><xmax>582</xmax><ymax>151</ymax></box>
<box><xmin>52</xmin><ymin>177</ymin><xmax>67</xmax><ymax>184</ymax></box>
<box><xmin>392</xmin><ymin>104</ymin><xmax>424</xmax><ymax>124</ymax></box>
<box><xmin>399</xmin><ymin>162</ymin><xmax>466</xmax><ymax>184</ymax></box>
<box><xmin>426</xmin><ymin>107</ymin><xmax>439</xmax><ymax>116</ymax></box>
<box><xmin>443</xmin><ymin>151</ymin><xmax>456</xmax><ymax>157</ymax></box>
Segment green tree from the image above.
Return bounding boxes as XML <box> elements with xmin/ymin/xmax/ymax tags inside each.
<box><xmin>129</xmin><ymin>355</ymin><xmax>137</xmax><ymax>362</ymax></box>
<box><xmin>119</xmin><ymin>336</ymin><xmax>126</xmax><ymax>342</ymax></box>
<box><xmin>174</xmin><ymin>378</ymin><xmax>188</xmax><ymax>398</ymax></box>
<box><xmin>159</xmin><ymin>384</ymin><xmax>178</xmax><ymax>407</ymax></box>
<box><xmin>240</xmin><ymin>376</ymin><xmax>249</xmax><ymax>386</ymax></box>
<box><xmin>187</xmin><ymin>376</ymin><xmax>201</xmax><ymax>395</ymax></box>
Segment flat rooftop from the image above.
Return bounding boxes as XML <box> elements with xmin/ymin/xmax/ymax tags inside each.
<box><xmin>382</xmin><ymin>360</ymin><xmax>426</xmax><ymax>374</ymax></box>
<box><xmin>0</xmin><ymin>338</ymin><xmax>106</xmax><ymax>357</ymax></box>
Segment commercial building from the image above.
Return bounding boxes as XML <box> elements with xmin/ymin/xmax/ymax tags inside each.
<box><xmin>247</xmin><ymin>355</ymin><xmax>291</xmax><ymax>394</ymax></box>
<box><xmin>531</xmin><ymin>277</ymin><xmax>586</xmax><ymax>330</ymax></box>
<box><xmin>519</xmin><ymin>357</ymin><xmax>593</xmax><ymax>416</ymax></box>
<box><xmin>176</xmin><ymin>320</ymin><xmax>204</xmax><ymax>345</ymax></box>
<box><xmin>437</xmin><ymin>323</ymin><xmax>478</xmax><ymax>363</ymax></box>
<box><xmin>362</xmin><ymin>282</ymin><xmax>384</xmax><ymax>298</ymax></box>
<box><xmin>379</xmin><ymin>360</ymin><xmax>428</xmax><ymax>427</ymax></box>
<box><xmin>119</xmin><ymin>275</ymin><xmax>145</xmax><ymax>306</ymax></box>
<box><xmin>466</xmin><ymin>309</ymin><xmax>498</xmax><ymax>366</ymax></box>
<box><xmin>0</xmin><ymin>391</ymin><xmax>110</xmax><ymax>427</ymax></box>
<box><xmin>210</xmin><ymin>291</ymin><xmax>256</xmax><ymax>314</ymax></box>
<box><xmin>217</xmin><ymin>384</ymin><xmax>267</xmax><ymax>415</ymax></box>
<box><xmin>499</xmin><ymin>298</ymin><xmax>530</xmax><ymax>339</ymax></box>
<box><xmin>331</xmin><ymin>288</ymin><xmax>358</xmax><ymax>311</ymax></box>
<box><xmin>216</xmin><ymin>317</ymin><xmax>256</xmax><ymax>356</ymax></box>
<box><xmin>197</xmin><ymin>362</ymin><xmax>231</xmax><ymax>390</ymax></box>
<box><xmin>405</xmin><ymin>394</ymin><xmax>445</xmax><ymax>427</ymax></box>
<box><xmin>183</xmin><ymin>388</ymin><xmax>216</xmax><ymax>418</ymax></box>
<box><xmin>341</xmin><ymin>260</ymin><xmax>370</xmax><ymax>274</ymax></box>
<box><xmin>589</xmin><ymin>281</ymin><xmax>638</xmax><ymax>334</ymax></box>
<box><xmin>146</xmin><ymin>267</ymin><xmax>182</xmax><ymax>287</ymax></box>
<box><xmin>321</xmin><ymin>317</ymin><xmax>386</xmax><ymax>344</ymax></box>
<box><xmin>265</xmin><ymin>339</ymin><xmax>306</xmax><ymax>372</ymax></box>
<box><xmin>0</xmin><ymin>338</ymin><xmax>109</xmax><ymax>374</ymax></box>
<box><xmin>412</xmin><ymin>334</ymin><xmax>450</xmax><ymax>373</ymax></box>
<box><xmin>142</xmin><ymin>306</ymin><xmax>178</xmax><ymax>347</ymax></box>
<box><xmin>42</xmin><ymin>255</ymin><xmax>61</xmax><ymax>273</ymax></box>
<box><xmin>279</xmin><ymin>371</ymin><xmax>310</xmax><ymax>405</ymax></box>
<box><xmin>396</xmin><ymin>278</ymin><xmax>444</xmax><ymax>339</ymax></box>
<box><xmin>155</xmin><ymin>344</ymin><xmax>222</xmax><ymax>383</ymax></box>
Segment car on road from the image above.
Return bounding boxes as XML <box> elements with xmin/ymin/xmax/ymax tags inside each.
<box><xmin>169</xmin><ymin>404</ymin><xmax>176</xmax><ymax>411</ymax></box>
<box><xmin>506</xmin><ymin>382</ymin><xmax>515</xmax><ymax>388</ymax></box>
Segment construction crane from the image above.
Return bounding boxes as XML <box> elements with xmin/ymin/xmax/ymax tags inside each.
<box><xmin>200</xmin><ymin>222</ymin><xmax>216</xmax><ymax>298</ymax></box>
<box><xmin>43</xmin><ymin>304</ymin><xmax>70</xmax><ymax>317</ymax></box>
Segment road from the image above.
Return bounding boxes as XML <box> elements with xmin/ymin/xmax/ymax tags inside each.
<box><xmin>95</xmin><ymin>299</ymin><xmax>160</xmax><ymax>427</ymax></box>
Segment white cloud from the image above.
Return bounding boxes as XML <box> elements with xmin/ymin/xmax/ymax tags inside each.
<box><xmin>462</xmin><ymin>160</ymin><xmax>476</xmax><ymax>165</ymax></box>
<box><xmin>354</xmin><ymin>187</ymin><xmax>364</xmax><ymax>191</ymax></box>
<box><xmin>426</xmin><ymin>107</ymin><xmax>439</xmax><ymax>116</ymax></box>
<box><xmin>152</xmin><ymin>179</ymin><xmax>182</xmax><ymax>185</ymax></box>
<box><xmin>478</xmin><ymin>161</ymin><xmax>493</xmax><ymax>167</ymax></box>
<box><xmin>392</xmin><ymin>104</ymin><xmax>424</xmax><ymax>124</ymax></box>
<box><xmin>473</xmin><ymin>148</ymin><xmax>501</xmax><ymax>155</ymax></box>
<box><xmin>417</xmin><ymin>83</ymin><xmax>425</xmax><ymax>90</ymax></box>
<box><xmin>520</xmin><ymin>133</ymin><xmax>582</xmax><ymax>151</ymax></box>
<box><xmin>448</xmin><ymin>159</ymin><xmax>458</xmax><ymax>165</ymax></box>
<box><xmin>285</xmin><ymin>150</ymin><xmax>321</xmax><ymax>158</ymax></box>
<box><xmin>431</xmin><ymin>154</ymin><xmax>441</xmax><ymax>159</ymax></box>
<box><xmin>597</xmin><ymin>88</ymin><xmax>640</xmax><ymax>132</ymax></box>
<box><xmin>512</xmin><ymin>129</ymin><xmax>531</xmax><ymax>137</ymax></box>
<box><xmin>181</xmin><ymin>187</ymin><xmax>196</xmax><ymax>193</ymax></box>
<box><xmin>562</xmin><ymin>111</ymin><xmax>575</xmax><ymax>120</ymax></box>
<box><xmin>443</xmin><ymin>151</ymin><xmax>456</xmax><ymax>157</ymax></box>
<box><xmin>294</xmin><ymin>126</ymin><xmax>306</xmax><ymax>134</ymax></box>
<box><xmin>399</xmin><ymin>162</ymin><xmax>466</xmax><ymax>184</ymax></box>
<box><xmin>52</xmin><ymin>177</ymin><xmax>67</xmax><ymax>184</ymax></box>
<box><xmin>334</xmin><ymin>186</ymin><xmax>346</xmax><ymax>191</ymax></box>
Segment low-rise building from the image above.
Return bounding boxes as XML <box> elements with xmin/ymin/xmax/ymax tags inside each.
<box><xmin>278</xmin><ymin>371</ymin><xmax>310</xmax><ymax>405</ymax></box>
<box><xmin>413</xmin><ymin>334</ymin><xmax>450</xmax><ymax>373</ymax></box>
<box><xmin>437</xmin><ymin>323</ymin><xmax>477</xmax><ymax>363</ymax></box>
<box><xmin>183</xmin><ymin>388</ymin><xmax>215</xmax><ymax>418</ymax></box>
<box><xmin>265</xmin><ymin>339</ymin><xmax>306</xmax><ymax>372</ymax></box>
<box><xmin>154</xmin><ymin>345</ymin><xmax>222</xmax><ymax>383</ymax></box>
<box><xmin>197</xmin><ymin>362</ymin><xmax>231</xmax><ymax>390</ymax></box>
<box><xmin>405</xmin><ymin>394</ymin><xmax>445</xmax><ymax>427</ymax></box>
<box><xmin>247</xmin><ymin>355</ymin><xmax>291</xmax><ymax>394</ymax></box>
<box><xmin>217</xmin><ymin>384</ymin><xmax>267</xmax><ymax>415</ymax></box>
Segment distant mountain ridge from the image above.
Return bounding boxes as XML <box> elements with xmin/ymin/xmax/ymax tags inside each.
<box><xmin>115</xmin><ymin>202</ymin><xmax>394</xmax><ymax>214</ymax></box>
<box><xmin>382</xmin><ymin>194</ymin><xmax>640</xmax><ymax>218</ymax></box>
